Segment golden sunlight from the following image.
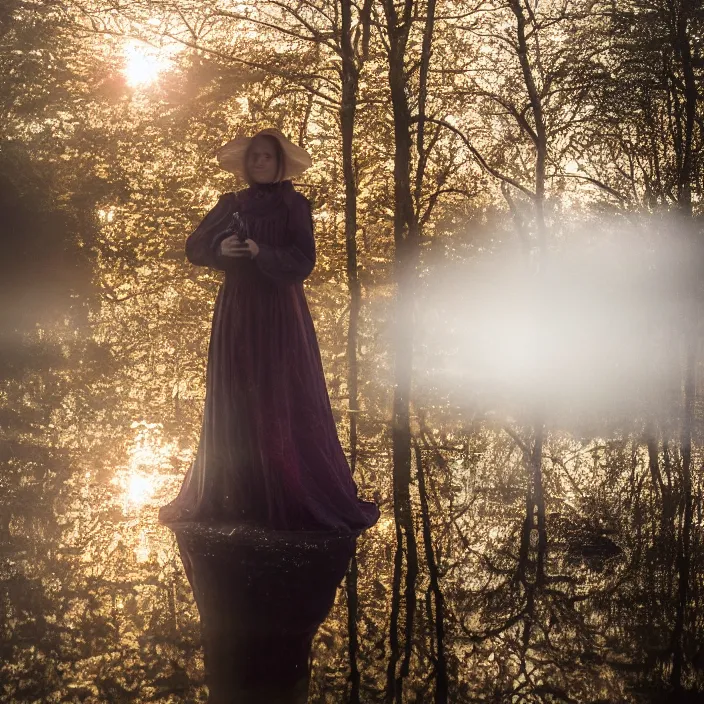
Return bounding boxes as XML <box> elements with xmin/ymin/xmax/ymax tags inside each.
<box><xmin>112</xmin><ymin>468</ymin><xmax>160</xmax><ymax>512</ymax></box>
<box><xmin>112</xmin><ymin>421</ymin><xmax>189</xmax><ymax>512</ymax></box>
<box><xmin>126</xmin><ymin>472</ymin><xmax>157</xmax><ymax>506</ymax></box>
<box><xmin>122</xmin><ymin>40</ymin><xmax>174</xmax><ymax>88</ymax></box>
<box><xmin>376</xmin><ymin>515</ymin><xmax>395</xmax><ymax>534</ymax></box>
<box><xmin>134</xmin><ymin>528</ymin><xmax>152</xmax><ymax>563</ymax></box>
<box><xmin>97</xmin><ymin>207</ymin><xmax>115</xmax><ymax>223</ymax></box>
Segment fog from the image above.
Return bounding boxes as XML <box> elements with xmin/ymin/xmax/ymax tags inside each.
<box><xmin>415</xmin><ymin>217</ymin><xmax>699</xmax><ymax>427</ymax></box>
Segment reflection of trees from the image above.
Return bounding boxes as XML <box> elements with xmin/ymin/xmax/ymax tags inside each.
<box><xmin>2</xmin><ymin>0</ymin><xmax>703</xmax><ymax>700</ymax></box>
<box><xmin>414</xmin><ymin>440</ymin><xmax>448</xmax><ymax>702</ymax></box>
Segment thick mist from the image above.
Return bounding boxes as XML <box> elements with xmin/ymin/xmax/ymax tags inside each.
<box><xmin>414</xmin><ymin>216</ymin><xmax>698</xmax><ymax>428</ymax></box>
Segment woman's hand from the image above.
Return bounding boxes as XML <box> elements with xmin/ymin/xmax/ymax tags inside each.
<box><xmin>219</xmin><ymin>235</ymin><xmax>259</xmax><ymax>259</ymax></box>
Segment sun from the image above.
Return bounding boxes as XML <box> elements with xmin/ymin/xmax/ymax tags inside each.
<box><xmin>122</xmin><ymin>40</ymin><xmax>174</xmax><ymax>88</ymax></box>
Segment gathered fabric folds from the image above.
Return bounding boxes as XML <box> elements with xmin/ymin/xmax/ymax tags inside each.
<box><xmin>159</xmin><ymin>180</ymin><xmax>380</xmax><ymax>533</ymax></box>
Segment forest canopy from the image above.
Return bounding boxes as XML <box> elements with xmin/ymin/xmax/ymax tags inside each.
<box><xmin>1</xmin><ymin>0</ymin><xmax>703</xmax><ymax>700</ymax></box>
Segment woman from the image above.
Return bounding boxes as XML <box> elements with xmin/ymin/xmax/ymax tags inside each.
<box><xmin>159</xmin><ymin>128</ymin><xmax>380</xmax><ymax>533</ymax></box>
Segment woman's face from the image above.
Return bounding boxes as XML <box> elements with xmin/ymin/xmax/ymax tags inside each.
<box><xmin>246</xmin><ymin>136</ymin><xmax>279</xmax><ymax>184</ymax></box>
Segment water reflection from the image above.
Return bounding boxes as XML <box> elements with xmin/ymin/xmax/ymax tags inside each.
<box><xmin>169</xmin><ymin>522</ymin><xmax>356</xmax><ymax>704</ymax></box>
<box><xmin>5</xmin><ymin>349</ymin><xmax>704</xmax><ymax>701</ymax></box>
<box><xmin>3</xmin><ymin>427</ymin><xmax>704</xmax><ymax>701</ymax></box>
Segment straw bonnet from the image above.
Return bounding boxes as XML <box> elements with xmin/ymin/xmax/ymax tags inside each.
<box><xmin>216</xmin><ymin>127</ymin><xmax>313</xmax><ymax>180</ymax></box>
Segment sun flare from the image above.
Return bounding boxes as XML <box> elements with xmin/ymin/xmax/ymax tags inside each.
<box><xmin>112</xmin><ymin>421</ymin><xmax>190</xmax><ymax>512</ymax></box>
<box><xmin>122</xmin><ymin>40</ymin><xmax>174</xmax><ymax>88</ymax></box>
<box><xmin>126</xmin><ymin>472</ymin><xmax>157</xmax><ymax>507</ymax></box>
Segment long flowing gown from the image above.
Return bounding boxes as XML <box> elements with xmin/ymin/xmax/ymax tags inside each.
<box><xmin>159</xmin><ymin>180</ymin><xmax>379</xmax><ymax>533</ymax></box>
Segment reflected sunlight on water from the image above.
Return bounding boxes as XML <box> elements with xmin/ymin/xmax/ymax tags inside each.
<box><xmin>134</xmin><ymin>528</ymin><xmax>151</xmax><ymax>563</ymax></box>
<box><xmin>124</xmin><ymin>472</ymin><xmax>158</xmax><ymax>508</ymax></box>
<box><xmin>376</xmin><ymin>515</ymin><xmax>395</xmax><ymax>534</ymax></box>
<box><xmin>112</xmin><ymin>420</ymin><xmax>191</xmax><ymax>513</ymax></box>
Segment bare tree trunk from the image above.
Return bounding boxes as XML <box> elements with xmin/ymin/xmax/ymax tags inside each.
<box><xmin>669</xmin><ymin>2</ymin><xmax>698</xmax><ymax>686</ymax></box>
<box><xmin>339</xmin><ymin>1</ymin><xmax>365</xmax><ymax>698</ymax></box>
<box><xmin>380</xmin><ymin>0</ymin><xmax>422</xmax><ymax>697</ymax></box>
<box><xmin>509</xmin><ymin>0</ymin><xmax>547</xmax><ymax>248</ymax></box>
<box><xmin>515</xmin><ymin>425</ymin><xmax>545</xmax><ymax>587</ymax></box>
<box><xmin>532</xmin><ymin>423</ymin><xmax>546</xmax><ymax>585</ymax></box>
<box><xmin>340</xmin><ymin>0</ymin><xmax>361</xmax><ymax>477</ymax></box>
<box><xmin>672</xmin><ymin>337</ymin><xmax>695</xmax><ymax>690</ymax></box>
<box><xmin>645</xmin><ymin>423</ymin><xmax>678</xmax><ymax>547</ymax></box>
<box><xmin>346</xmin><ymin>554</ymin><xmax>361</xmax><ymax>702</ymax></box>
<box><xmin>673</xmin><ymin>0</ymin><xmax>697</xmax><ymax>214</ymax></box>
<box><xmin>509</xmin><ymin>0</ymin><xmax>549</xmax><ymax>584</ymax></box>
<box><xmin>414</xmin><ymin>443</ymin><xmax>447</xmax><ymax>703</ymax></box>
<box><xmin>386</xmin><ymin>522</ymin><xmax>407</xmax><ymax>702</ymax></box>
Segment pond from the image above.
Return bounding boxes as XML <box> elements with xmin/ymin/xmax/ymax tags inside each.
<box><xmin>2</xmin><ymin>392</ymin><xmax>703</xmax><ymax>703</ymax></box>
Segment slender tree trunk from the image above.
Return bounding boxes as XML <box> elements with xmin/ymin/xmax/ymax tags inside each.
<box><xmin>646</xmin><ymin>424</ymin><xmax>676</xmax><ymax>544</ymax></box>
<box><xmin>340</xmin><ymin>0</ymin><xmax>360</xmax><ymax>477</ymax></box>
<box><xmin>414</xmin><ymin>443</ymin><xmax>447</xmax><ymax>703</ymax></box>
<box><xmin>346</xmin><ymin>554</ymin><xmax>361</xmax><ymax>702</ymax></box>
<box><xmin>380</xmin><ymin>0</ymin><xmax>435</xmax><ymax>694</ymax></box>
<box><xmin>383</xmin><ymin>18</ymin><xmax>418</xmax><ymax>704</ymax></box>
<box><xmin>509</xmin><ymin>0</ymin><xmax>547</xmax><ymax>248</ymax></box>
<box><xmin>339</xmin><ymin>2</ymin><xmax>364</xmax><ymax>699</ymax></box>
<box><xmin>532</xmin><ymin>423</ymin><xmax>546</xmax><ymax>584</ymax></box>
<box><xmin>646</xmin><ymin>426</ymin><xmax>666</xmax><ymax>499</ymax></box>
<box><xmin>509</xmin><ymin>0</ymin><xmax>548</xmax><ymax>586</ymax></box>
<box><xmin>672</xmin><ymin>337</ymin><xmax>695</xmax><ymax>689</ymax></box>
<box><xmin>673</xmin><ymin>0</ymin><xmax>697</xmax><ymax>213</ymax></box>
<box><xmin>670</xmin><ymin>1</ymin><xmax>698</xmax><ymax>686</ymax></box>
<box><xmin>386</xmin><ymin>522</ymin><xmax>405</xmax><ymax>702</ymax></box>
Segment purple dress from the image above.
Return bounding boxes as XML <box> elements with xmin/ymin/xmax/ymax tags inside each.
<box><xmin>159</xmin><ymin>180</ymin><xmax>379</xmax><ymax>533</ymax></box>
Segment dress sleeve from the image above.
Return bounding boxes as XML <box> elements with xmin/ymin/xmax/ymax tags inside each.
<box><xmin>184</xmin><ymin>193</ymin><xmax>238</xmax><ymax>272</ymax></box>
<box><xmin>254</xmin><ymin>194</ymin><xmax>316</xmax><ymax>284</ymax></box>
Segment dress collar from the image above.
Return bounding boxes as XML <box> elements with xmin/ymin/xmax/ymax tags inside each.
<box><xmin>249</xmin><ymin>179</ymin><xmax>293</xmax><ymax>199</ymax></box>
<box><xmin>238</xmin><ymin>179</ymin><xmax>293</xmax><ymax>215</ymax></box>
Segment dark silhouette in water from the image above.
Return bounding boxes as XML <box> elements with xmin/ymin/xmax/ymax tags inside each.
<box><xmin>170</xmin><ymin>521</ymin><xmax>357</xmax><ymax>703</ymax></box>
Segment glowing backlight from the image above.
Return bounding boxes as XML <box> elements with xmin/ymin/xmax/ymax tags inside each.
<box><xmin>112</xmin><ymin>421</ymin><xmax>191</xmax><ymax>512</ymax></box>
<box><xmin>126</xmin><ymin>472</ymin><xmax>156</xmax><ymax>507</ymax></box>
<box><xmin>122</xmin><ymin>40</ymin><xmax>174</xmax><ymax>88</ymax></box>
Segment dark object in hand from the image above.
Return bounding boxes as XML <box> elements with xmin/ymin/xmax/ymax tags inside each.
<box><xmin>214</xmin><ymin>211</ymin><xmax>248</xmax><ymax>254</ymax></box>
<box><xmin>229</xmin><ymin>212</ymin><xmax>248</xmax><ymax>243</ymax></box>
